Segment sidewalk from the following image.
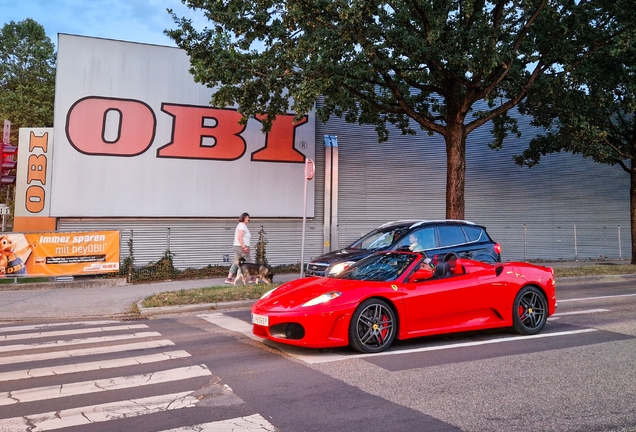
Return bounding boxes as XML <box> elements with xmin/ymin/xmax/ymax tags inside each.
<box><xmin>0</xmin><ymin>260</ymin><xmax>632</xmax><ymax>321</ymax></box>
<box><xmin>0</xmin><ymin>273</ymin><xmax>300</xmax><ymax>321</ymax></box>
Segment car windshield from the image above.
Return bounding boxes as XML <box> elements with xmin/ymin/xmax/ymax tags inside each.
<box><xmin>348</xmin><ymin>227</ymin><xmax>409</xmax><ymax>251</ymax></box>
<box><xmin>336</xmin><ymin>253</ymin><xmax>418</xmax><ymax>282</ymax></box>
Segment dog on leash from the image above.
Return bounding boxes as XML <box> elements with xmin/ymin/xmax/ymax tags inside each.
<box><xmin>234</xmin><ymin>257</ymin><xmax>273</xmax><ymax>286</ymax></box>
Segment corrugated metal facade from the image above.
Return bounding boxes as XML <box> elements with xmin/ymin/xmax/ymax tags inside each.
<box><xmin>59</xmin><ymin>105</ymin><xmax>631</xmax><ymax>267</ymax></box>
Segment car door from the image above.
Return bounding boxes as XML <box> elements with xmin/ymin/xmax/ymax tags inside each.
<box><xmin>400</xmin><ymin>272</ymin><xmax>479</xmax><ymax>336</ymax></box>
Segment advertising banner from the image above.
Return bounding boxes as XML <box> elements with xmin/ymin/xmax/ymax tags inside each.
<box><xmin>0</xmin><ymin>231</ymin><xmax>120</xmax><ymax>277</ymax></box>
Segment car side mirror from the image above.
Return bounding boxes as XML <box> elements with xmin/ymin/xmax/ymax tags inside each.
<box><xmin>495</xmin><ymin>266</ymin><xmax>504</xmax><ymax>277</ymax></box>
<box><xmin>409</xmin><ymin>268</ymin><xmax>433</xmax><ymax>282</ymax></box>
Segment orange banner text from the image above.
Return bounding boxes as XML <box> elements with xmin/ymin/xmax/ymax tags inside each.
<box><xmin>0</xmin><ymin>231</ymin><xmax>120</xmax><ymax>277</ymax></box>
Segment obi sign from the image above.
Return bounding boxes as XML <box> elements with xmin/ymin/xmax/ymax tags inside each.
<box><xmin>48</xmin><ymin>34</ymin><xmax>315</xmax><ymax>218</ymax></box>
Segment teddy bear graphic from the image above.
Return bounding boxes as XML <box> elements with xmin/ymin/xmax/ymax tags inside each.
<box><xmin>0</xmin><ymin>235</ymin><xmax>36</xmax><ymax>275</ymax></box>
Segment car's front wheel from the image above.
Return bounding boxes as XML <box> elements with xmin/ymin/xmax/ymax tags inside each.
<box><xmin>349</xmin><ymin>298</ymin><xmax>397</xmax><ymax>353</ymax></box>
<box><xmin>512</xmin><ymin>286</ymin><xmax>548</xmax><ymax>335</ymax></box>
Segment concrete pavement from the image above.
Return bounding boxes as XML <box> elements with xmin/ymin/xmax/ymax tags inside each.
<box><xmin>0</xmin><ymin>273</ymin><xmax>300</xmax><ymax>321</ymax></box>
<box><xmin>0</xmin><ymin>259</ymin><xmax>633</xmax><ymax>321</ymax></box>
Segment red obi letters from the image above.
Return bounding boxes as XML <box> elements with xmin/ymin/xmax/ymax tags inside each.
<box><xmin>66</xmin><ymin>97</ymin><xmax>156</xmax><ymax>156</ymax></box>
<box><xmin>65</xmin><ymin>97</ymin><xmax>308</xmax><ymax>163</ymax></box>
<box><xmin>158</xmin><ymin>104</ymin><xmax>246</xmax><ymax>160</ymax></box>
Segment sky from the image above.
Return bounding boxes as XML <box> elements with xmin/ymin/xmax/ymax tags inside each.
<box><xmin>0</xmin><ymin>0</ymin><xmax>208</xmax><ymax>48</ymax></box>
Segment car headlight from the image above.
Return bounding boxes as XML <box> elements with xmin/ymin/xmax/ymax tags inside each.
<box><xmin>302</xmin><ymin>291</ymin><xmax>342</xmax><ymax>307</ymax></box>
<box><xmin>328</xmin><ymin>261</ymin><xmax>354</xmax><ymax>275</ymax></box>
<box><xmin>260</xmin><ymin>287</ymin><xmax>278</xmax><ymax>299</ymax></box>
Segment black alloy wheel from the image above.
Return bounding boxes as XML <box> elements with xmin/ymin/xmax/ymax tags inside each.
<box><xmin>512</xmin><ymin>286</ymin><xmax>548</xmax><ymax>335</ymax></box>
<box><xmin>349</xmin><ymin>298</ymin><xmax>397</xmax><ymax>353</ymax></box>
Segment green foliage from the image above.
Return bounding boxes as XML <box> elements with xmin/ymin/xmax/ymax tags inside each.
<box><xmin>120</xmin><ymin>236</ymin><xmax>135</xmax><ymax>280</ymax></box>
<box><xmin>119</xmin><ymin>235</ymin><xmax>298</xmax><ymax>282</ymax></box>
<box><xmin>0</xmin><ymin>19</ymin><xmax>56</xmax><ymax>145</ymax></box>
<box><xmin>516</xmin><ymin>21</ymin><xmax>636</xmax><ymax>262</ymax></box>
<box><xmin>0</xmin><ymin>19</ymin><xmax>56</xmax><ymax>213</ymax></box>
<box><xmin>517</xmin><ymin>29</ymin><xmax>636</xmax><ymax>171</ymax></box>
<box><xmin>143</xmin><ymin>249</ymin><xmax>179</xmax><ymax>279</ymax></box>
<box><xmin>166</xmin><ymin>1</ymin><xmax>629</xmax><ymax>218</ymax></box>
<box><xmin>255</xmin><ymin>225</ymin><xmax>268</xmax><ymax>265</ymax></box>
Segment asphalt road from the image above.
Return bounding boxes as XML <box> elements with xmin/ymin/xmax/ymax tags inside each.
<box><xmin>1</xmin><ymin>275</ymin><xmax>635</xmax><ymax>431</ymax></box>
<box><xmin>194</xmin><ymin>276</ymin><xmax>636</xmax><ymax>432</ymax></box>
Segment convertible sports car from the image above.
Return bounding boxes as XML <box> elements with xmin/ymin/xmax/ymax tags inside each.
<box><xmin>251</xmin><ymin>251</ymin><xmax>556</xmax><ymax>353</ymax></box>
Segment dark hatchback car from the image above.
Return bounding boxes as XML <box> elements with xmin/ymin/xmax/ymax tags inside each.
<box><xmin>305</xmin><ymin>220</ymin><xmax>501</xmax><ymax>277</ymax></box>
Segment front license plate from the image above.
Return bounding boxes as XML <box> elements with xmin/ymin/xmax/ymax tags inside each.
<box><xmin>252</xmin><ymin>313</ymin><xmax>269</xmax><ymax>327</ymax></box>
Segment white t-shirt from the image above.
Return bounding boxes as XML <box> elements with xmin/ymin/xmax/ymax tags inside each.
<box><xmin>233</xmin><ymin>222</ymin><xmax>251</xmax><ymax>247</ymax></box>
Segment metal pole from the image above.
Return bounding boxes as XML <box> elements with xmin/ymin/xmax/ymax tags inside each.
<box><xmin>618</xmin><ymin>225</ymin><xmax>622</xmax><ymax>260</ymax></box>
<box><xmin>300</xmin><ymin>174</ymin><xmax>308</xmax><ymax>278</ymax></box>
<box><xmin>128</xmin><ymin>229</ymin><xmax>133</xmax><ymax>283</ymax></box>
<box><xmin>523</xmin><ymin>224</ymin><xmax>527</xmax><ymax>262</ymax></box>
<box><xmin>300</xmin><ymin>159</ymin><xmax>314</xmax><ymax>278</ymax></box>
<box><xmin>574</xmin><ymin>224</ymin><xmax>578</xmax><ymax>261</ymax></box>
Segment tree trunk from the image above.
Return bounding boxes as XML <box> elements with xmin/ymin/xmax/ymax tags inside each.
<box><xmin>631</xmin><ymin>161</ymin><xmax>636</xmax><ymax>264</ymax></box>
<box><xmin>445</xmin><ymin>124</ymin><xmax>467</xmax><ymax>220</ymax></box>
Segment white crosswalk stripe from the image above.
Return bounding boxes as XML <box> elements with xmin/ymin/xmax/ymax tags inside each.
<box><xmin>0</xmin><ymin>319</ymin><xmax>278</xmax><ymax>432</ymax></box>
<box><xmin>0</xmin><ymin>320</ymin><xmax>121</xmax><ymax>334</ymax></box>
<box><xmin>0</xmin><ymin>350</ymin><xmax>191</xmax><ymax>381</ymax></box>
<box><xmin>157</xmin><ymin>414</ymin><xmax>278</xmax><ymax>432</ymax></box>
<box><xmin>0</xmin><ymin>391</ymin><xmax>199</xmax><ymax>431</ymax></box>
<box><xmin>0</xmin><ymin>339</ymin><xmax>176</xmax><ymax>366</ymax></box>
<box><xmin>0</xmin><ymin>323</ymin><xmax>149</xmax><ymax>341</ymax></box>
<box><xmin>0</xmin><ymin>331</ymin><xmax>163</xmax><ymax>353</ymax></box>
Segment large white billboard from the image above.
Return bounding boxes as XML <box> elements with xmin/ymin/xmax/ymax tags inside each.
<box><xmin>51</xmin><ymin>34</ymin><xmax>315</xmax><ymax>218</ymax></box>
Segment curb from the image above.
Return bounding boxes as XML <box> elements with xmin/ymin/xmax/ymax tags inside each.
<box><xmin>137</xmin><ymin>299</ymin><xmax>257</xmax><ymax>317</ymax></box>
<box><xmin>557</xmin><ymin>273</ymin><xmax>636</xmax><ymax>284</ymax></box>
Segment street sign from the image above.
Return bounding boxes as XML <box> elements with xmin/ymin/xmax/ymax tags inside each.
<box><xmin>0</xmin><ymin>204</ymin><xmax>10</xmax><ymax>215</ymax></box>
<box><xmin>305</xmin><ymin>158</ymin><xmax>315</xmax><ymax>180</ymax></box>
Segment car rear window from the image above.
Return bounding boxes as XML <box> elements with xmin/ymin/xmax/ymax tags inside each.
<box><xmin>437</xmin><ymin>225</ymin><xmax>467</xmax><ymax>247</ymax></box>
<box><xmin>463</xmin><ymin>226</ymin><xmax>486</xmax><ymax>242</ymax></box>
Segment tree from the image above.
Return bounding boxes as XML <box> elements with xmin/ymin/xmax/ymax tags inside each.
<box><xmin>0</xmin><ymin>19</ymin><xmax>56</xmax><ymax>147</ymax></box>
<box><xmin>516</xmin><ymin>28</ymin><xmax>636</xmax><ymax>263</ymax></box>
<box><xmin>166</xmin><ymin>0</ymin><xmax>627</xmax><ymax>219</ymax></box>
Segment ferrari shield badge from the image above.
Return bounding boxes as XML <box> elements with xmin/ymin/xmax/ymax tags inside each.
<box><xmin>391</xmin><ymin>284</ymin><xmax>398</xmax><ymax>291</ymax></box>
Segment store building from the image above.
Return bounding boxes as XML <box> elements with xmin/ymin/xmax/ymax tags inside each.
<box><xmin>14</xmin><ymin>35</ymin><xmax>631</xmax><ymax>268</ymax></box>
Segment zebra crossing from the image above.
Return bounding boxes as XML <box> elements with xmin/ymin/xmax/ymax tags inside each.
<box><xmin>0</xmin><ymin>319</ymin><xmax>278</xmax><ymax>432</ymax></box>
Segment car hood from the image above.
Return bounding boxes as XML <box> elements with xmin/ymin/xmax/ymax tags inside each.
<box><xmin>309</xmin><ymin>248</ymin><xmax>374</xmax><ymax>265</ymax></box>
<box><xmin>255</xmin><ymin>277</ymin><xmax>363</xmax><ymax>312</ymax></box>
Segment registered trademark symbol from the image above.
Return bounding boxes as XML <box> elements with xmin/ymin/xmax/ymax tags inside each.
<box><xmin>299</xmin><ymin>141</ymin><xmax>308</xmax><ymax>149</ymax></box>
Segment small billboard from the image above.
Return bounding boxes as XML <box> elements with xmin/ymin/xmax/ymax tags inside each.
<box><xmin>0</xmin><ymin>230</ymin><xmax>120</xmax><ymax>277</ymax></box>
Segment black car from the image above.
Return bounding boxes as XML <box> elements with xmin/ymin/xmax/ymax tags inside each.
<box><xmin>305</xmin><ymin>220</ymin><xmax>501</xmax><ymax>277</ymax></box>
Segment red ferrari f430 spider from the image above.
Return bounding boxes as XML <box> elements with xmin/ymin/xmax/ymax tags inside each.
<box><xmin>251</xmin><ymin>251</ymin><xmax>556</xmax><ymax>353</ymax></box>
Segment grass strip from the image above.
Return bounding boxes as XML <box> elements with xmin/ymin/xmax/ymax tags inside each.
<box><xmin>553</xmin><ymin>264</ymin><xmax>636</xmax><ymax>278</ymax></box>
<box><xmin>142</xmin><ymin>283</ymin><xmax>281</xmax><ymax>308</ymax></box>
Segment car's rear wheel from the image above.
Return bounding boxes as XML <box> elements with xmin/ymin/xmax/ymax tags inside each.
<box><xmin>349</xmin><ymin>298</ymin><xmax>396</xmax><ymax>353</ymax></box>
<box><xmin>512</xmin><ymin>286</ymin><xmax>548</xmax><ymax>335</ymax></box>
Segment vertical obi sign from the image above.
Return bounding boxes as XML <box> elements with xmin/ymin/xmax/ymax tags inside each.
<box><xmin>0</xmin><ymin>231</ymin><xmax>119</xmax><ymax>277</ymax></box>
<box><xmin>14</xmin><ymin>128</ymin><xmax>56</xmax><ymax>232</ymax></box>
